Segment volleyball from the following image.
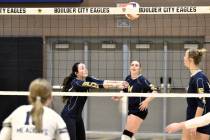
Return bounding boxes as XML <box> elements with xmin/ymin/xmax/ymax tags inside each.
<box><xmin>125</xmin><ymin>2</ymin><xmax>140</xmax><ymax>21</ymax></box>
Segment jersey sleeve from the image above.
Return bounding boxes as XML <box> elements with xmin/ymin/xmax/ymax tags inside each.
<box><xmin>72</xmin><ymin>77</ymin><xmax>104</xmax><ymax>89</ymax></box>
<box><xmin>55</xmin><ymin>114</ymin><xmax>70</xmax><ymax>140</ymax></box>
<box><xmin>185</xmin><ymin>112</ymin><xmax>210</xmax><ymax>129</ymax></box>
<box><xmin>86</xmin><ymin>76</ymin><xmax>104</xmax><ymax>88</ymax></box>
<box><xmin>71</xmin><ymin>79</ymin><xmax>88</xmax><ymax>90</ymax></box>
<box><xmin>196</xmin><ymin>78</ymin><xmax>206</xmax><ymax>108</ymax></box>
<box><xmin>141</xmin><ymin>77</ymin><xmax>157</xmax><ymax>92</ymax></box>
<box><xmin>0</xmin><ymin>127</ymin><xmax>12</xmax><ymax>140</ymax></box>
<box><xmin>0</xmin><ymin>107</ymin><xmax>19</xmax><ymax>140</ymax></box>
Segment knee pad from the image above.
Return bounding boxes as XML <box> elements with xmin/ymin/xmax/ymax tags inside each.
<box><xmin>121</xmin><ymin>135</ymin><xmax>132</xmax><ymax>140</ymax></box>
<box><xmin>121</xmin><ymin>129</ymin><xmax>134</xmax><ymax>140</ymax></box>
<box><xmin>131</xmin><ymin>136</ymin><xmax>136</xmax><ymax>140</ymax></box>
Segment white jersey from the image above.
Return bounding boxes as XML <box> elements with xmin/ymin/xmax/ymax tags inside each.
<box><xmin>0</xmin><ymin>105</ymin><xmax>70</xmax><ymax>140</ymax></box>
<box><xmin>185</xmin><ymin>112</ymin><xmax>210</xmax><ymax>129</ymax></box>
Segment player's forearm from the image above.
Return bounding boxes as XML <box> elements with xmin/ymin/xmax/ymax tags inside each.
<box><xmin>57</xmin><ymin>133</ymin><xmax>70</xmax><ymax>140</ymax></box>
<box><xmin>103</xmin><ymin>80</ymin><xmax>124</xmax><ymax>89</ymax></box>
<box><xmin>185</xmin><ymin>113</ymin><xmax>210</xmax><ymax>129</ymax></box>
<box><xmin>145</xmin><ymin>91</ymin><xmax>157</xmax><ymax>103</ymax></box>
<box><xmin>0</xmin><ymin>127</ymin><xmax>11</xmax><ymax>140</ymax></box>
<box><xmin>144</xmin><ymin>97</ymin><xmax>154</xmax><ymax>103</ymax></box>
<box><xmin>195</xmin><ymin>107</ymin><xmax>204</xmax><ymax>117</ymax></box>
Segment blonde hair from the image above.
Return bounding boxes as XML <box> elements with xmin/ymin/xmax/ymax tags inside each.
<box><xmin>187</xmin><ymin>48</ymin><xmax>207</xmax><ymax>65</ymax></box>
<box><xmin>29</xmin><ymin>78</ymin><xmax>52</xmax><ymax>132</ymax></box>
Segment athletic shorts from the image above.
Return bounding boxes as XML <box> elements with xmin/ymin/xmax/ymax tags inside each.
<box><xmin>128</xmin><ymin>109</ymin><xmax>148</xmax><ymax>120</ymax></box>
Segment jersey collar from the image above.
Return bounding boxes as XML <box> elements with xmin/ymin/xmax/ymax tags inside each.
<box><xmin>191</xmin><ymin>69</ymin><xmax>202</xmax><ymax>77</ymax></box>
<box><xmin>131</xmin><ymin>74</ymin><xmax>142</xmax><ymax>80</ymax></box>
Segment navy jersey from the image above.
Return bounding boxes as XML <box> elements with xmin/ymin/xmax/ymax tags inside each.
<box><xmin>62</xmin><ymin>76</ymin><xmax>104</xmax><ymax>118</ymax></box>
<box><xmin>123</xmin><ymin>75</ymin><xmax>155</xmax><ymax>111</ymax></box>
<box><xmin>187</xmin><ymin>70</ymin><xmax>210</xmax><ymax>120</ymax></box>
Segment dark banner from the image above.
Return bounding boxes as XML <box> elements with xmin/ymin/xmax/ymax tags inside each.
<box><xmin>0</xmin><ymin>0</ymin><xmax>83</xmax><ymax>3</ymax></box>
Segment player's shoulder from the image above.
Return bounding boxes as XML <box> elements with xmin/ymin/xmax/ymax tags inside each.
<box><xmin>194</xmin><ymin>71</ymin><xmax>208</xmax><ymax>80</ymax></box>
<box><xmin>86</xmin><ymin>76</ymin><xmax>100</xmax><ymax>81</ymax></box>
<box><xmin>137</xmin><ymin>74</ymin><xmax>147</xmax><ymax>81</ymax></box>
<box><xmin>9</xmin><ymin>105</ymin><xmax>32</xmax><ymax>118</ymax></box>
<box><xmin>15</xmin><ymin>105</ymin><xmax>32</xmax><ymax>112</ymax></box>
<box><xmin>125</xmin><ymin>75</ymin><xmax>131</xmax><ymax>80</ymax></box>
<box><xmin>137</xmin><ymin>75</ymin><xmax>152</xmax><ymax>86</ymax></box>
<box><xmin>44</xmin><ymin>106</ymin><xmax>57</xmax><ymax>114</ymax></box>
<box><xmin>71</xmin><ymin>78</ymin><xmax>84</xmax><ymax>84</ymax></box>
<box><xmin>43</xmin><ymin>106</ymin><xmax>61</xmax><ymax>118</ymax></box>
<box><xmin>199</xmin><ymin>71</ymin><xmax>208</xmax><ymax>78</ymax></box>
<box><xmin>43</xmin><ymin>107</ymin><xmax>65</xmax><ymax>125</ymax></box>
<box><xmin>86</xmin><ymin>76</ymin><xmax>94</xmax><ymax>81</ymax></box>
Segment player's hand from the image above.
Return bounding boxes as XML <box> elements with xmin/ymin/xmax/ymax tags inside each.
<box><xmin>111</xmin><ymin>96</ymin><xmax>122</xmax><ymax>101</ymax></box>
<box><xmin>117</xmin><ymin>81</ymin><xmax>129</xmax><ymax>89</ymax></box>
<box><xmin>122</xmin><ymin>81</ymin><xmax>129</xmax><ymax>89</ymax></box>
<box><xmin>165</xmin><ymin>123</ymin><xmax>183</xmax><ymax>133</ymax></box>
<box><xmin>139</xmin><ymin>100</ymin><xmax>149</xmax><ymax>111</ymax></box>
<box><xmin>190</xmin><ymin>128</ymin><xmax>197</xmax><ymax>136</ymax></box>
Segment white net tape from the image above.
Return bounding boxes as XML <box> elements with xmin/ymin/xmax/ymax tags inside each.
<box><xmin>1</xmin><ymin>91</ymin><xmax>210</xmax><ymax>98</ymax></box>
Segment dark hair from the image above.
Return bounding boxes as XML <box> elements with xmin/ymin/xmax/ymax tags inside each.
<box><xmin>188</xmin><ymin>48</ymin><xmax>206</xmax><ymax>65</ymax></box>
<box><xmin>62</xmin><ymin>62</ymin><xmax>80</xmax><ymax>102</ymax></box>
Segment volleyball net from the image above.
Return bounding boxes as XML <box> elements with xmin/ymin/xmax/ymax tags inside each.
<box><xmin>1</xmin><ymin>91</ymin><xmax>210</xmax><ymax>98</ymax></box>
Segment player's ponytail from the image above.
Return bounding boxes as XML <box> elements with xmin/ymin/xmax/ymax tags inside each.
<box><xmin>198</xmin><ymin>48</ymin><xmax>207</xmax><ymax>57</ymax></box>
<box><xmin>29</xmin><ymin>79</ymin><xmax>52</xmax><ymax>133</ymax></box>
<box><xmin>31</xmin><ymin>96</ymin><xmax>43</xmax><ymax>132</ymax></box>
<box><xmin>188</xmin><ymin>48</ymin><xmax>207</xmax><ymax>65</ymax></box>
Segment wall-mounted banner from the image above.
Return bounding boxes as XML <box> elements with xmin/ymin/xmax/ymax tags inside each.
<box><xmin>0</xmin><ymin>6</ymin><xmax>209</xmax><ymax>15</ymax></box>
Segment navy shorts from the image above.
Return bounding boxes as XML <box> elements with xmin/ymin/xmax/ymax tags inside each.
<box><xmin>197</xmin><ymin>124</ymin><xmax>210</xmax><ymax>135</ymax></box>
<box><xmin>128</xmin><ymin>109</ymin><xmax>148</xmax><ymax>120</ymax></box>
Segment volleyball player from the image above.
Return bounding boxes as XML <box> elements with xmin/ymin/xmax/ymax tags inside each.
<box><xmin>180</xmin><ymin>48</ymin><xmax>210</xmax><ymax>140</ymax></box>
<box><xmin>61</xmin><ymin>62</ymin><xmax>127</xmax><ymax>140</ymax></box>
<box><xmin>0</xmin><ymin>78</ymin><xmax>70</xmax><ymax>140</ymax></box>
<box><xmin>113</xmin><ymin>60</ymin><xmax>157</xmax><ymax>140</ymax></box>
<box><xmin>165</xmin><ymin>112</ymin><xmax>210</xmax><ymax>133</ymax></box>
